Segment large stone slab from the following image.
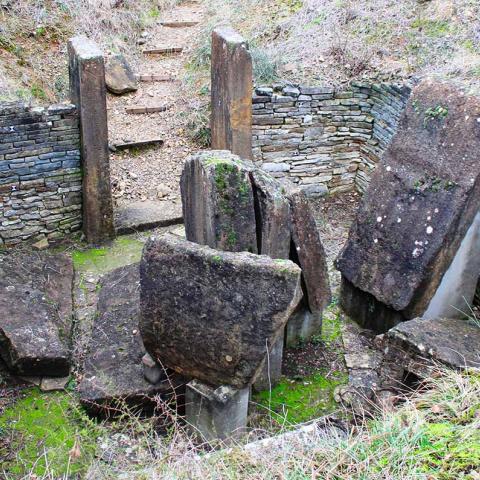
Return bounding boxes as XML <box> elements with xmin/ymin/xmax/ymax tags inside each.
<box><xmin>0</xmin><ymin>253</ymin><xmax>73</xmax><ymax>376</ymax></box>
<box><xmin>105</xmin><ymin>54</ymin><xmax>138</xmax><ymax>95</ymax></box>
<box><xmin>180</xmin><ymin>150</ymin><xmax>257</xmax><ymax>253</ymax></box>
<box><xmin>211</xmin><ymin>27</ymin><xmax>253</xmax><ymax>159</ymax></box>
<box><xmin>78</xmin><ymin>264</ymin><xmax>182</xmax><ymax>414</ymax></box>
<box><xmin>384</xmin><ymin>317</ymin><xmax>480</xmax><ymax>375</ymax></box>
<box><xmin>337</xmin><ymin>80</ymin><xmax>480</xmax><ymax>330</ymax></box>
<box><xmin>140</xmin><ymin>233</ymin><xmax>302</xmax><ymax>388</ymax></box>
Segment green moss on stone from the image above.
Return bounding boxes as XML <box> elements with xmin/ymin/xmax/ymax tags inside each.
<box><xmin>0</xmin><ymin>389</ymin><xmax>100</xmax><ymax>477</ymax></box>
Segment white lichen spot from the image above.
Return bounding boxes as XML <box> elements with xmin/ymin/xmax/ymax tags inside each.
<box><xmin>434</xmin><ymin>208</ymin><xmax>439</xmax><ymax>213</ymax></box>
<box><xmin>377</xmin><ymin>216</ymin><xmax>382</xmax><ymax>222</ymax></box>
<box><xmin>411</xmin><ymin>196</ymin><xmax>415</xmax><ymax>201</ymax></box>
<box><xmin>374</xmin><ymin>238</ymin><xmax>378</xmax><ymax>244</ymax></box>
<box><xmin>412</xmin><ymin>248</ymin><xmax>423</xmax><ymax>258</ymax></box>
<box><xmin>386</xmin><ymin>166</ymin><xmax>392</xmax><ymax>172</ymax></box>
<box><xmin>427</xmin><ymin>216</ymin><xmax>431</xmax><ymax>221</ymax></box>
<box><xmin>397</xmin><ymin>218</ymin><xmax>402</xmax><ymax>223</ymax></box>
<box><xmin>426</xmin><ymin>226</ymin><xmax>433</xmax><ymax>235</ymax></box>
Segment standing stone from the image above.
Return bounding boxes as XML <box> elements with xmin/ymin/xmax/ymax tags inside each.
<box><xmin>0</xmin><ymin>253</ymin><xmax>73</xmax><ymax>377</ymax></box>
<box><xmin>250</xmin><ymin>168</ymin><xmax>291</xmax><ymax>258</ymax></box>
<box><xmin>180</xmin><ymin>150</ymin><xmax>257</xmax><ymax>253</ymax></box>
<box><xmin>211</xmin><ymin>27</ymin><xmax>253</xmax><ymax>159</ymax></box>
<box><xmin>68</xmin><ymin>36</ymin><xmax>115</xmax><ymax>244</ymax></box>
<box><xmin>336</xmin><ymin>80</ymin><xmax>480</xmax><ymax>332</ymax></box>
<box><xmin>105</xmin><ymin>54</ymin><xmax>138</xmax><ymax>95</ymax></box>
<box><xmin>140</xmin><ymin>233</ymin><xmax>302</xmax><ymax>388</ymax></box>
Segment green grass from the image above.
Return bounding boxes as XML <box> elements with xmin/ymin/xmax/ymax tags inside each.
<box><xmin>255</xmin><ymin>370</ymin><xmax>347</xmax><ymax>424</ymax></box>
<box><xmin>0</xmin><ymin>389</ymin><xmax>100</xmax><ymax>478</ymax></box>
<box><xmin>411</xmin><ymin>18</ymin><xmax>452</xmax><ymax>38</ymax></box>
<box><xmin>72</xmin><ymin>236</ymin><xmax>144</xmax><ymax>274</ymax></box>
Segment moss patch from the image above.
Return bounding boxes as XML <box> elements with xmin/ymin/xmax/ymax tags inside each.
<box><xmin>255</xmin><ymin>370</ymin><xmax>347</xmax><ymax>425</ymax></box>
<box><xmin>0</xmin><ymin>389</ymin><xmax>100</xmax><ymax>478</ymax></box>
<box><xmin>72</xmin><ymin>236</ymin><xmax>143</xmax><ymax>274</ymax></box>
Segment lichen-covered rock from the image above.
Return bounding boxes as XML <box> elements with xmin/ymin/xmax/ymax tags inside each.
<box><xmin>105</xmin><ymin>54</ymin><xmax>138</xmax><ymax>95</ymax></box>
<box><xmin>78</xmin><ymin>264</ymin><xmax>182</xmax><ymax>414</ymax></box>
<box><xmin>139</xmin><ymin>233</ymin><xmax>302</xmax><ymax>388</ymax></box>
<box><xmin>337</xmin><ymin>80</ymin><xmax>480</xmax><ymax>330</ymax></box>
<box><xmin>0</xmin><ymin>252</ymin><xmax>73</xmax><ymax>376</ymax></box>
<box><xmin>180</xmin><ymin>150</ymin><xmax>257</xmax><ymax>253</ymax></box>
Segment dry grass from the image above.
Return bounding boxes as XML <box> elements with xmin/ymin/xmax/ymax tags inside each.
<box><xmin>0</xmin><ymin>0</ymin><xmax>177</xmax><ymax>102</ymax></box>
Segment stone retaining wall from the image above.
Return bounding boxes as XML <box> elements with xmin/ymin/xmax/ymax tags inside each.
<box><xmin>252</xmin><ymin>82</ymin><xmax>411</xmax><ymax>196</ymax></box>
<box><xmin>0</xmin><ymin>102</ymin><xmax>82</xmax><ymax>246</ymax></box>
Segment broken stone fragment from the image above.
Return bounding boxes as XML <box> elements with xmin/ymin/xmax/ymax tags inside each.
<box><xmin>105</xmin><ymin>54</ymin><xmax>138</xmax><ymax>95</ymax></box>
<box><xmin>180</xmin><ymin>150</ymin><xmax>257</xmax><ymax>253</ymax></box>
<box><xmin>140</xmin><ymin>233</ymin><xmax>302</xmax><ymax>388</ymax></box>
<box><xmin>337</xmin><ymin>80</ymin><xmax>480</xmax><ymax>331</ymax></box>
<box><xmin>0</xmin><ymin>253</ymin><xmax>73</xmax><ymax>377</ymax></box>
<box><xmin>78</xmin><ymin>264</ymin><xmax>183</xmax><ymax>414</ymax></box>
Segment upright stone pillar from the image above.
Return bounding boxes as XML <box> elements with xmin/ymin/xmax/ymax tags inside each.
<box><xmin>211</xmin><ymin>27</ymin><xmax>253</xmax><ymax>159</ymax></box>
<box><xmin>68</xmin><ymin>36</ymin><xmax>115</xmax><ymax>244</ymax></box>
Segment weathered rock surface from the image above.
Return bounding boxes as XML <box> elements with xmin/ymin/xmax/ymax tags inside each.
<box><xmin>250</xmin><ymin>168</ymin><xmax>291</xmax><ymax>258</ymax></box>
<box><xmin>384</xmin><ymin>317</ymin><xmax>480</xmax><ymax>375</ymax></box>
<box><xmin>105</xmin><ymin>54</ymin><xmax>138</xmax><ymax>95</ymax></box>
<box><xmin>337</xmin><ymin>80</ymin><xmax>480</xmax><ymax>330</ymax></box>
<box><xmin>140</xmin><ymin>233</ymin><xmax>302</xmax><ymax>388</ymax></box>
<box><xmin>180</xmin><ymin>150</ymin><xmax>257</xmax><ymax>253</ymax></box>
<box><xmin>0</xmin><ymin>252</ymin><xmax>73</xmax><ymax>376</ymax></box>
<box><xmin>287</xmin><ymin>185</ymin><xmax>331</xmax><ymax>314</ymax></box>
<box><xmin>78</xmin><ymin>264</ymin><xmax>182</xmax><ymax>413</ymax></box>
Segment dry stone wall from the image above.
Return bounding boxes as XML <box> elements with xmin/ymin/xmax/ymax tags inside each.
<box><xmin>252</xmin><ymin>82</ymin><xmax>411</xmax><ymax>196</ymax></box>
<box><xmin>0</xmin><ymin>102</ymin><xmax>82</xmax><ymax>246</ymax></box>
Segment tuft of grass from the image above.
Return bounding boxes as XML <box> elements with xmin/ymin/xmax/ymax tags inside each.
<box><xmin>0</xmin><ymin>389</ymin><xmax>100</xmax><ymax>478</ymax></box>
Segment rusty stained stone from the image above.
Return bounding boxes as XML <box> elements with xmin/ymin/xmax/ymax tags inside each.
<box><xmin>211</xmin><ymin>27</ymin><xmax>253</xmax><ymax>159</ymax></box>
<box><xmin>336</xmin><ymin>80</ymin><xmax>480</xmax><ymax>331</ymax></box>
<box><xmin>68</xmin><ymin>36</ymin><xmax>115</xmax><ymax>244</ymax></box>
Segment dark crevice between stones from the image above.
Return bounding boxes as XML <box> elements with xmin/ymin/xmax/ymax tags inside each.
<box><xmin>289</xmin><ymin>237</ymin><xmax>311</xmax><ymax>312</ymax></box>
<box><xmin>249</xmin><ymin>172</ymin><xmax>264</xmax><ymax>255</ymax></box>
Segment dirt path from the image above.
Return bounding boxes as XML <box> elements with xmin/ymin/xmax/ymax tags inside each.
<box><xmin>107</xmin><ymin>1</ymin><xmax>204</xmax><ymax>210</ymax></box>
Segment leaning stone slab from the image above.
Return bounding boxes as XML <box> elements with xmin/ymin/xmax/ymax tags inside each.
<box><xmin>78</xmin><ymin>264</ymin><xmax>182</xmax><ymax>414</ymax></box>
<box><xmin>180</xmin><ymin>150</ymin><xmax>258</xmax><ymax>253</ymax></box>
<box><xmin>384</xmin><ymin>317</ymin><xmax>480</xmax><ymax>377</ymax></box>
<box><xmin>337</xmin><ymin>80</ymin><xmax>480</xmax><ymax>331</ymax></box>
<box><xmin>140</xmin><ymin>233</ymin><xmax>302</xmax><ymax>388</ymax></box>
<box><xmin>105</xmin><ymin>54</ymin><xmax>138</xmax><ymax>95</ymax></box>
<box><xmin>0</xmin><ymin>253</ymin><xmax>73</xmax><ymax>377</ymax></box>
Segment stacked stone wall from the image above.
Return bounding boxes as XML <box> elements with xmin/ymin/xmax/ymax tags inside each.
<box><xmin>252</xmin><ymin>82</ymin><xmax>411</xmax><ymax>196</ymax></box>
<box><xmin>0</xmin><ymin>102</ymin><xmax>82</xmax><ymax>246</ymax></box>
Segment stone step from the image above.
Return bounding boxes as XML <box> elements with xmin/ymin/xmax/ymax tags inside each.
<box><xmin>143</xmin><ymin>47</ymin><xmax>183</xmax><ymax>55</ymax></box>
<box><xmin>110</xmin><ymin>138</ymin><xmax>164</xmax><ymax>152</ymax></box>
<box><xmin>160</xmin><ymin>21</ymin><xmax>199</xmax><ymax>28</ymax></box>
<box><xmin>138</xmin><ymin>74</ymin><xmax>175</xmax><ymax>83</ymax></box>
<box><xmin>125</xmin><ymin>104</ymin><xmax>171</xmax><ymax>114</ymax></box>
<box><xmin>115</xmin><ymin>200</ymin><xmax>183</xmax><ymax>234</ymax></box>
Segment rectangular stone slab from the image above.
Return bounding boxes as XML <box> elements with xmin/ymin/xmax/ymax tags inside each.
<box><xmin>337</xmin><ymin>80</ymin><xmax>480</xmax><ymax>319</ymax></box>
<box><xmin>78</xmin><ymin>263</ymin><xmax>183</xmax><ymax>414</ymax></box>
<box><xmin>0</xmin><ymin>253</ymin><xmax>73</xmax><ymax>376</ymax></box>
<box><xmin>140</xmin><ymin>233</ymin><xmax>302</xmax><ymax>388</ymax></box>
<box><xmin>181</xmin><ymin>150</ymin><xmax>258</xmax><ymax>253</ymax></box>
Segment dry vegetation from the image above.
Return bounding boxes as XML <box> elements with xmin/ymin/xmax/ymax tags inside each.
<box><xmin>0</xmin><ymin>0</ymin><xmax>177</xmax><ymax>102</ymax></box>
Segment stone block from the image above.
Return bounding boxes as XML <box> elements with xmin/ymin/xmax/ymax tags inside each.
<box><xmin>185</xmin><ymin>380</ymin><xmax>250</xmax><ymax>442</ymax></box>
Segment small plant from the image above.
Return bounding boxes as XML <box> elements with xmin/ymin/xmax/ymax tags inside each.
<box><xmin>30</xmin><ymin>83</ymin><xmax>47</xmax><ymax>100</ymax></box>
<box><xmin>424</xmin><ymin>105</ymin><xmax>448</xmax><ymax>127</ymax></box>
